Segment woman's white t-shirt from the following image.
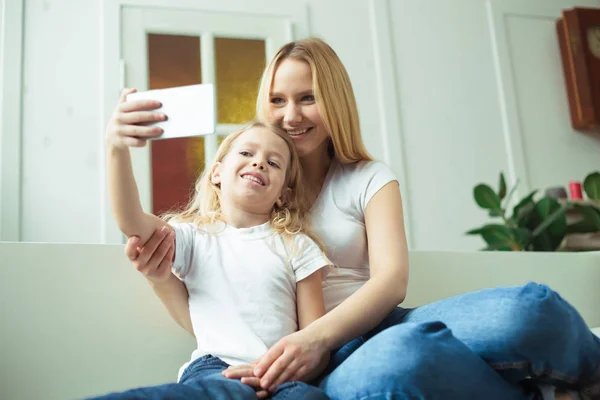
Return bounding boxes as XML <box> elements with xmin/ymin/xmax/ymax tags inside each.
<box><xmin>311</xmin><ymin>159</ymin><xmax>397</xmax><ymax>313</ymax></box>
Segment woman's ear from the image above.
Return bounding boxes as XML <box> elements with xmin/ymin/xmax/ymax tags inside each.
<box><xmin>276</xmin><ymin>187</ymin><xmax>292</xmax><ymax>207</ymax></box>
<box><xmin>210</xmin><ymin>162</ymin><xmax>222</xmax><ymax>185</ymax></box>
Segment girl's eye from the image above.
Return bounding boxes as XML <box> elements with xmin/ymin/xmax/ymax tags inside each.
<box><xmin>268</xmin><ymin>160</ymin><xmax>280</xmax><ymax>168</ymax></box>
<box><xmin>240</xmin><ymin>151</ymin><xmax>251</xmax><ymax>157</ymax></box>
<box><xmin>302</xmin><ymin>94</ymin><xmax>315</xmax><ymax>102</ymax></box>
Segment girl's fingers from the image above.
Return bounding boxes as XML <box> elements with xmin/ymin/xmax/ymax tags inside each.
<box><xmin>240</xmin><ymin>377</ymin><xmax>261</xmax><ymax>388</ymax></box>
<box><xmin>222</xmin><ymin>365</ymin><xmax>255</xmax><ymax>379</ymax></box>
<box><xmin>117</xmin><ymin>124</ymin><xmax>163</xmax><ymax>139</ymax></box>
<box><xmin>119</xmin><ymin>88</ymin><xmax>137</xmax><ymax>103</ymax></box>
<box><xmin>121</xmin><ymin>137</ymin><xmax>148</xmax><ymax>148</ymax></box>
<box><xmin>118</xmin><ymin>98</ymin><xmax>162</xmax><ymax>113</ymax></box>
<box><xmin>117</xmin><ymin>111</ymin><xmax>166</xmax><ymax>125</ymax></box>
<box><xmin>256</xmin><ymin>390</ymin><xmax>269</xmax><ymax>399</ymax></box>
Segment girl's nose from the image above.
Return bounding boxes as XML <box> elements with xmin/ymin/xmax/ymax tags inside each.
<box><xmin>252</xmin><ymin>161</ymin><xmax>265</xmax><ymax>170</ymax></box>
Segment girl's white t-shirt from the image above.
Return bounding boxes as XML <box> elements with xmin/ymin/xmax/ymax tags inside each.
<box><xmin>311</xmin><ymin>159</ymin><xmax>397</xmax><ymax>313</ymax></box>
<box><xmin>171</xmin><ymin>221</ymin><xmax>330</xmax><ymax>372</ymax></box>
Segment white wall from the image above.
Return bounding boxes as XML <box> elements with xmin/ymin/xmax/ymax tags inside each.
<box><xmin>8</xmin><ymin>0</ymin><xmax>600</xmax><ymax>249</ymax></box>
<box><xmin>21</xmin><ymin>0</ymin><xmax>102</xmax><ymax>242</ymax></box>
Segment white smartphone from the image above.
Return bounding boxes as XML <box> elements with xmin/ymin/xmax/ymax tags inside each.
<box><xmin>126</xmin><ymin>83</ymin><xmax>215</xmax><ymax>140</ymax></box>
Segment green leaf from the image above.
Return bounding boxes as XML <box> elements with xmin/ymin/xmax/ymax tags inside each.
<box><xmin>482</xmin><ymin>242</ymin><xmax>513</xmax><ymax>251</ymax></box>
<box><xmin>583</xmin><ymin>172</ymin><xmax>600</xmax><ymax>201</ymax></box>
<box><xmin>467</xmin><ymin>224</ymin><xmax>519</xmax><ymax>250</ymax></box>
<box><xmin>498</xmin><ymin>173</ymin><xmax>507</xmax><ymax>200</ymax></box>
<box><xmin>512</xmin><ymin>227</ymin><xmax>532</xmax><ymax>249</ymax></box>
<box><xmin>474</xmin><ymin>184</ymin><xmax>501</xmax><ymax>211</ymax></box>
<box><xmin>529</xmin><ymin>198</ymin><xmax>568</xmax><ymax>251</ymax></box>
<box><xmin>511</xmin><ymin>190</ymin><xmax>537</xmax><ymax>227</ymax></box>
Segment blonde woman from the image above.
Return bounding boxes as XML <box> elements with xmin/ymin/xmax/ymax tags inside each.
<box><xmin>99</xmin><ymin>114</ymin><xmax>331</xmax><ymax>399</ymax></box>
<box><xmin>122</xmin><ymin>39</ymin><xmax>600</xmax><ymax>399</ymax></box>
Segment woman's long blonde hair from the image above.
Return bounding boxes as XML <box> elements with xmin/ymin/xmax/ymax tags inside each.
<box><xmin>163</xmin><ymin>121</ymin><xmax>323</xmax><ymax>249</ymax></box>
<box><xmin>257</xmin><ymin>37</ymin><xmax>373</xmax><ymax>163</ymax></box>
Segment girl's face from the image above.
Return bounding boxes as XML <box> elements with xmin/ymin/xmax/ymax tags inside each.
<box><xmin>268</xmin><ymin>58</ymin><xmax>329</xmax><ymax>158</ymax></box>
<box><xmin>212</xmin><ymin>127</ymin><xmax>291</xmax><ymax>213</ymax></box>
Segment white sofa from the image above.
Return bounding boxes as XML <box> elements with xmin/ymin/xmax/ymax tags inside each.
<box><xmin>1</xmin><ymin>242</ymin><xmax>599</xmax><ymax>400</ymax></box>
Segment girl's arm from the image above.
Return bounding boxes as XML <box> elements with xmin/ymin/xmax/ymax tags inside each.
<box><xmin>106</xmin><ymin>144</ymin><xmax>168</xmax><ymax>243</ymax></box>
<box><xmin>106</xmin><ymin>88</ymin><xmax>170</xmax><ymax>244</ymax></box>
<box><xmin>253</xmin><ymin>181</ymin><xmax>409</xmax><ymax>390</ymax></box>
<box><xmin>296</xmin><ymin>269</ymin><xmax>326</xmax><ymax>330</ymax></box>
<box><xmin>107</xmin><ymin>89</ymin><xmax>194</xmax><ymax>335</ymax></box>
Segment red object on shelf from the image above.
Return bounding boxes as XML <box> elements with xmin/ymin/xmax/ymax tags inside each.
<box><xmin>569</xmin><ymin>181</ymin><xmax>583</xmax><ymax>199</ymax></box>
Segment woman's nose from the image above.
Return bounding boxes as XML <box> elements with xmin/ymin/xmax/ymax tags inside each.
<box><xmin>283</xmin><ymin>104</ymin><xmax>302</xmax><ymax>124</ymax></box>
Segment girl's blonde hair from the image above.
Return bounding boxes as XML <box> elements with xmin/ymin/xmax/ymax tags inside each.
<box><xmin>163</xmin><ymin>120</ymin><xmax>323</xmax><ymax>249</ymax></box>
<box><xmin>257</xmin><ymin>37</ymin><xmax>373</xmax><ymax>163</ymax></box>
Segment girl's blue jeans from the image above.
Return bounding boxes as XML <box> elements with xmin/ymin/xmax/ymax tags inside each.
<box><xmin>318</xmin><ymin>282</ymin><xmax>600</xmax><ymax>400</ymax></box>
<box><xmin>88</xmin><ymin>354</ymin><xmax>328</xmax><ymax>399</ymax></box>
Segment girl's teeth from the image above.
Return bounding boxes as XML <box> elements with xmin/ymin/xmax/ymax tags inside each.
<box><xmin>243</xmin><ymin>175</ymin><xmax>263</xmax><ymax>185</ymax></box>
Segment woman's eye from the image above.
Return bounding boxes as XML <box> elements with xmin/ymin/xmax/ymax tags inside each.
<box><xmin>302</xmin><ymin>94</ymin><xmax>315</xmax><ymax>102</ymax></box>
<box><xmin>268</xmin><ymin>160</ymin><xmax>280</xmax><ymax>168</ymax></box>
<box><xmin>270</xmin><ymin>97</ymin><xmax>284</xmax><ymax>105</ymax></box>
<box><xmin>240</xmin><ymin>151</ymin><xmax>251</xmax><ymax>157</ymax></box>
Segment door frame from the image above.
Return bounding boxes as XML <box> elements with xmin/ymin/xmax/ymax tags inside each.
<box><xmin>0</xmin><ymin>0</ymin><xmax>24</xmax><ymax>241</ymax></box>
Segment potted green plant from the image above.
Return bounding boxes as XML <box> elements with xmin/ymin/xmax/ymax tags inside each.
<box><xmin>466</xmin><ymin>172</ymin><xmax>600</xmax><ymax>251</ymax></box>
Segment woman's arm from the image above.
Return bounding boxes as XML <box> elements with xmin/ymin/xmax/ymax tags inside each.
<box><xmin>126</xmin><ymin>233</ymin><xmax>194</xmax><ymax>336</ymax></box>
<box><xmin>304</xmin><ymin>181</ymin><xmax>408</xmax><ymax>348</ymax></box>
<box><xmin>253</xmin><ymin>181</ymin><xmax>409</xmax><ymax>388</ymax></box>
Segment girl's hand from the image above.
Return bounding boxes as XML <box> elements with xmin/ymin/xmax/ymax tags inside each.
<box><xmin>253</xmin><ymin>329</ymin><xmax>330</xmax><ymax>392</ymax></box>
<box><xmin>105</xmin><ymin>88</ymin><xmax>167</xmax><ymax>149</ymax></box>
<box><xmin>222</xmin><ymin>362</ymin><xmax>269</xmax><ymax>399</ymax></box>
<box><xmin>125</xmin><ymin>226</ymin><xmax>175</xmax><ymax>283</ymax></box>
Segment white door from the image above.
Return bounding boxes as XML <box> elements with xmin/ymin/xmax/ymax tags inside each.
<box><xmin>102</xmin><ymin>2</ymin><xmax>307</xmax><ymax>243</ymax></box>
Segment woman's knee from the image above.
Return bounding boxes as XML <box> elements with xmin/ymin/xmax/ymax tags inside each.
<box><xmin>320</xmin><ymin>322</ymin><xmax>519</xmax><ymax>399</ymax></box>
<box><xmin>490</xmin><ymin>282</ymin><xmax>578</xmax><ymax>348</ymax></box>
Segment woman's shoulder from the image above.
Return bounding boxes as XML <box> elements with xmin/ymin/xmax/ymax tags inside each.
<box><xmin>332</xmin><ymin>159</ymin><xmax>396</xmax><ymax>185</ymax></box>
<box><xmin>327</xmin><ymin>159</ymin><xmax>397</xmax><ymax>211</ymax></box>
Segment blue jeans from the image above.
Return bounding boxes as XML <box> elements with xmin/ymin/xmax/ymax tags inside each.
<box><xmin>319</xmin><ymin>282</ymin><xmax>600</xmax><ymax>400</ymax></box>
<box><xmin>89</xmin><ymin>354</ymin><xmax>328</xmax><ymax>400</ymax></box>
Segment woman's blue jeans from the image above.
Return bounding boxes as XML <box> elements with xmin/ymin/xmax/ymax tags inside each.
<box><xmin>318</xmin><ymin>282</ymin><xmax>600</xmax><ymax>400</ymax></box>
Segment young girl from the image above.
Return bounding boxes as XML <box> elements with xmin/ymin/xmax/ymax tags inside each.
<box><xmin>97</xmin><ymin>113</ymin><xmax>331</xmax><ymax>399</ymax></box>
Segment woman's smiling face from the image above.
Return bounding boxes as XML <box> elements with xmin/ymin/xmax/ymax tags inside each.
<box><xmin>268</xmin><ymin>58</ymin><xmax>330</xmax><ymax>158</ymax></box>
